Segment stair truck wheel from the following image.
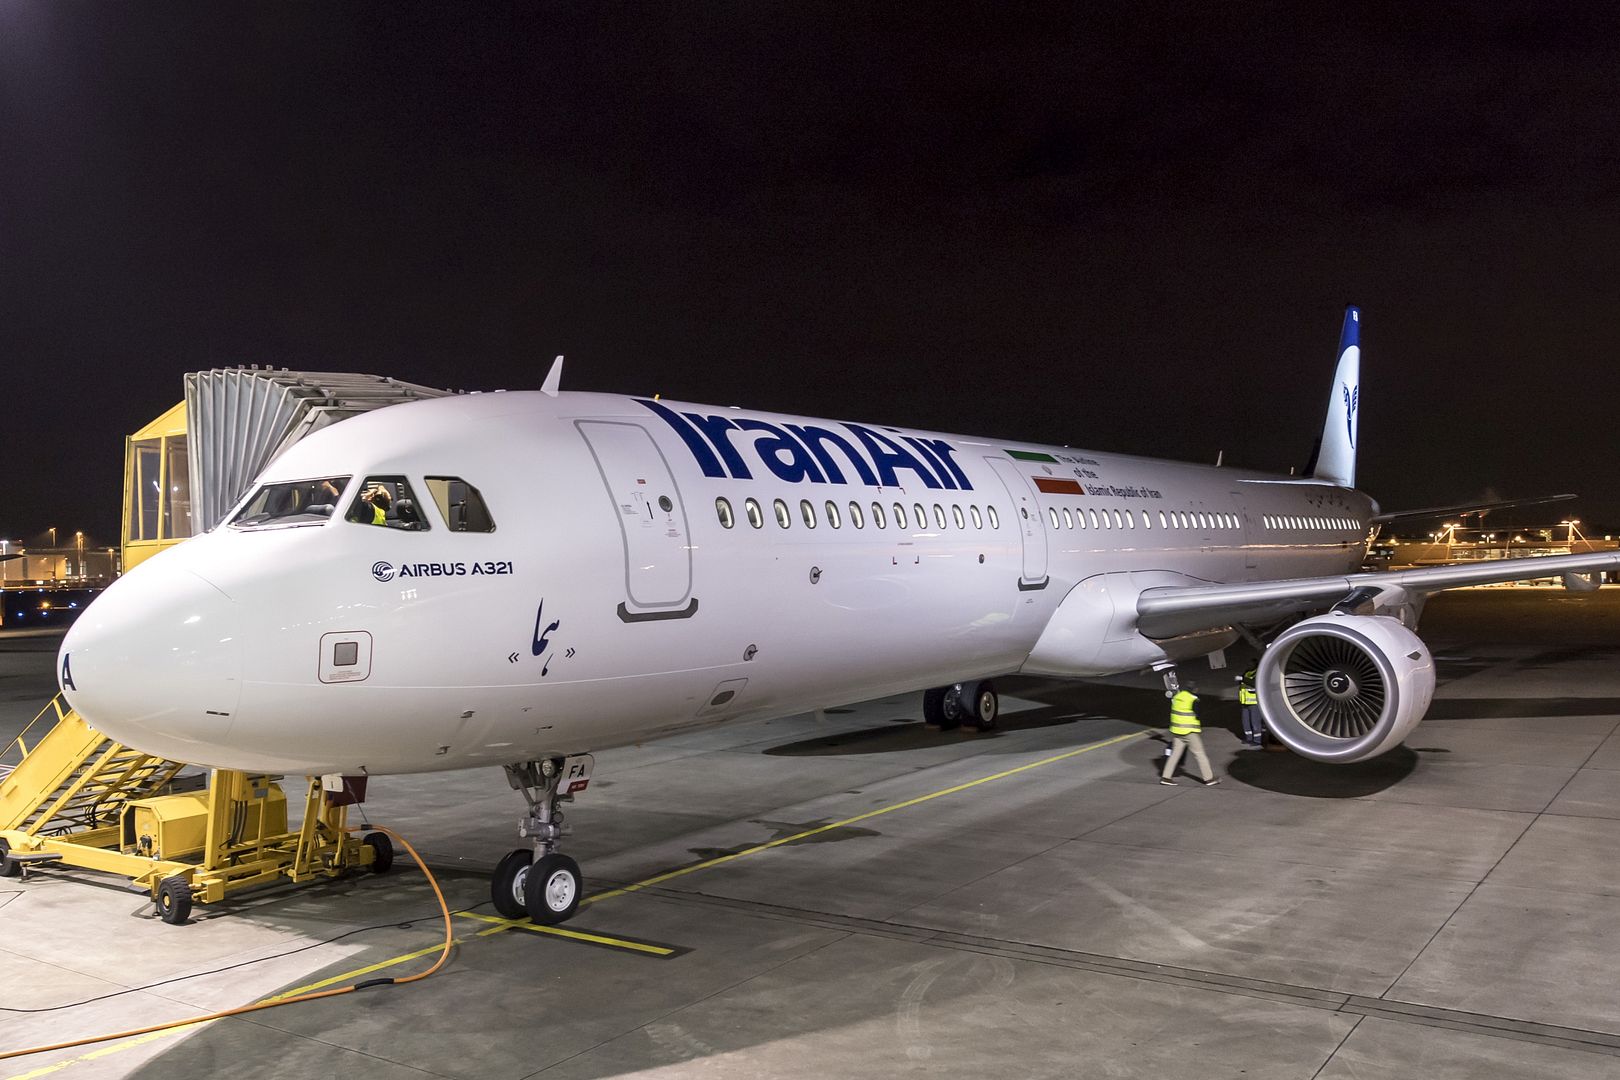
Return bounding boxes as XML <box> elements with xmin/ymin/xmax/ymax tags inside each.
<box><xmin>156</xmin><ymin>876</ymin><xmax>193</xmax><ymax>925</ymax></box>
<box><xmin>362</xmin><ymin>831</ymin><xmax>394</xmax><ymax>874</ymax></box>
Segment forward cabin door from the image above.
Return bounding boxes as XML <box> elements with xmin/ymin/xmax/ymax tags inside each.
<box><xmin>576</xmin><ymin>421</ymin><xmax>697</xmax><ymax>620</ymax></box>
<box><xmin>985</xmin><ymin>457</ymin><xmax>1049</xmax><ymax>589</ymax></box>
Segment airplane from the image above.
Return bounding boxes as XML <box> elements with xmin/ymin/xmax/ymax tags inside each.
<box><xmin>55</xmin><ymin>306</ymin><xmax>1620</xmax><ymax>925</ymax></box>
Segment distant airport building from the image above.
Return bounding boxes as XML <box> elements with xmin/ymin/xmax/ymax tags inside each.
<box><xmin>1381</xmin><ymin>520</ymin><xmax>1619</xmax><ymax>583</ymax></box>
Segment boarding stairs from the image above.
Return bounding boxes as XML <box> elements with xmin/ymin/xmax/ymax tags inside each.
<box><xmin>2</xmin><ymin>695</ymin><xmax>383</xmax><ymax>924</ymax></box>
<box><xmin>0</xmin><ymin>696</ymin><xmax>189</xmax><ymax>843</ymax></box>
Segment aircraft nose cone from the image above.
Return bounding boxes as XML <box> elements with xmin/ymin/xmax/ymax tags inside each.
<box><xmin>60</xmin><ymin>563</ymin><xmax>243</xmax><ymax>760</ymax></box>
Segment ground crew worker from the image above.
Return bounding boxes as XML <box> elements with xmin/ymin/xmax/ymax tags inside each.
<box><xmin>1238</xmin><ymin>666</ymin><xmax>1263</xmax><ymax>746</ymax></box>
<box><xmin>1162</xmin><ymin>684</ymin><xmax>1219</xmax><ymax>786</ymax></box>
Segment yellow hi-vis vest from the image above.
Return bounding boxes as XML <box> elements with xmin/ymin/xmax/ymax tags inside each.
<box><xmin>1169</xmin><ymin>690</ymin><xmax>1199</xmax><ymax>735</ymax></box>
<box><xmin>1238</xmin><ymin>670</ymin><xmax>1258</xmax><ymax>706</ymax></box>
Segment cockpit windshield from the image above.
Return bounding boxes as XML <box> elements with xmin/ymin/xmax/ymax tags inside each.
<box><xmin>230</xmin><ymin>476</ymin><xmax>351</xmax><ymax>529</ymax></box>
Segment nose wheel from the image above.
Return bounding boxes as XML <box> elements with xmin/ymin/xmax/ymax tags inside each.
<box><xmin>493</xmin><ymin>756</ymin><xmax>592</xmax><ymax>924</ymax></box>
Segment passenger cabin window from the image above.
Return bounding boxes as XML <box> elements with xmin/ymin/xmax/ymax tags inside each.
<box><xmin>425</xmin><ymin>476</ymin><xmax>494</xmax><ymax>532</ymax></box>
<box><xmin>970</xmin><ymin>505</ymin><xmax>983</xmax><ymax>529</ymax></box>
<box><xmin>988</xmin><ymin>506</ymin><xmax>1000</xmax><ymax>529</ymax></box>
<box><xmin>745</xmin><ymin>498</ymin><xmax>764</xmax><ymax>528</ymax></box>
<box><xmin>849</xmin><ymin>501</ymin><xmax>864</xmax><ymax>529</ymax></box>
<box><xmin>231</xmin><ymin>475</ymin><xmax>352</xmax><ymax>530</ymax></box>
<box><xmin>872</xmin><ymin>502</ymin><xmax>887</xmax><ymax>529</ymax></box>
<box><xmin>349</xmin><ymin>476</ymin><xmax>428</xmax><ymax>529</ymax></box>
<box><xmin>715</xmin><ymin>497</ymin><xmax>735</xmax><ymax>529</ymax></box>
<box><xmin>826</xmin><ymin>501</ymin><xmax>841</xmax><ymax>529</ymax></box>
<box><xmin>894</xmin><ymin>503</ymin><xmax>907</xmax><ymax>529</ymax></box>
<box><xmin>953</xmin><ymin>505</ymin><xmax>965</xmax><ymax>529</ymax></box>
<box><xmin>774</xmin><ymin>499</ymin><xmax>791</xmax><ymax>528</ymax></box>
<box><xmin>801</xmin><ymin>499</ymin><xmax>817</xmax><ymax>528</ymax></box>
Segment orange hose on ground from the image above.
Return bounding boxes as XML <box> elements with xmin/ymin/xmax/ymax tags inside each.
<box><xmin>0</xmin><ymin>825</ymin><xmax>453</xmax><ymax>1063</ymax></box>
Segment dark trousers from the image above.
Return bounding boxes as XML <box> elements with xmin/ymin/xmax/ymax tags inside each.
<box><xmin>1241</xmin><ymin>703</ymin><xmax>1264</xmax><ymax>745</ymax></box>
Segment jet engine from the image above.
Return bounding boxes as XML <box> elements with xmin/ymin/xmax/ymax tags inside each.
<box><xmin>1255</xmin><ymin>612</ymin><xmax>1435</xmax><ymax>763</ymax></box>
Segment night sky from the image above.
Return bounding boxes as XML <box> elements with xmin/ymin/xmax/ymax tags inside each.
<box><xmin>5</xmin><ymin>3</ymin><xmax>1619</xmax><ymax>546</ymax></box>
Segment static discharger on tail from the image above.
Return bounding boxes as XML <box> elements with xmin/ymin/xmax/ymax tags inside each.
<box><xmin>54</xmin><ymin>306</ymin><xmax>1620</xmax><ymax>924</ymax></box>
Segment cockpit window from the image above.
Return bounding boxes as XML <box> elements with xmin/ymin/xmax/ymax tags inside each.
<box><xmin>425</xmin><ymin>476</ymin><xmax>496</xmax><ymax>532</ymax></box>
<box><xmin>348</xmin><ymin>476</ymin><xmax>429</xmax><ymax>530</ymax></box>
<box><xmin>230</xmin><ymin>476</ymin><xmax>351</xmax><ymax>529</ymax></box>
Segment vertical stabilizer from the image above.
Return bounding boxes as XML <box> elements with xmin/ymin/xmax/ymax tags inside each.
<box><xmin>1310</xmin><ymin>306</ymin><xmax>1360</xmax><ymax>488</ymax></box>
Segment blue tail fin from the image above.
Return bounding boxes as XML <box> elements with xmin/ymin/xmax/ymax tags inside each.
<box><xmin>1309</xmin><ymin>306</ymin><xmax>1360</xmax><ymax>488</ymax></box>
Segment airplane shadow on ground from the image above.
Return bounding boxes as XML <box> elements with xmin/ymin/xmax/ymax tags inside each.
<box><xmin>1426</xmin><ymin>697</ymin><xmax>1620</xmax><ymax>719</ymax></box>
<box><xmin>1225</xmin><ymin>745</ymin><xmax>1421</xmax><ymax>797</ymax></box>
<box><xmin>769</xmin><ymin>679</ymin><xmax>1253</xmax><ymax>760</ymax></box>
<box><xmin>763</xmin><ymin>706</ymin><xmax>1091</xmax><ymax>757</ymax></box>
<box><xmin>763</xmin><ymin>680</ymin><xmax>1609</xmax><ymax>794</ymax></box>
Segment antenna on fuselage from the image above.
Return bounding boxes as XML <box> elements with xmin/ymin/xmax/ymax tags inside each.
<box><xmin>541</xmin><ymin>355</ymin><xmax>564</xmax><ymax>397</ymax></box>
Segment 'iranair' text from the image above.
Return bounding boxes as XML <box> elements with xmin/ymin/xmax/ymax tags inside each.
<box><xmin>637</xmin><ymin>399</ymin><xmax>973</xmax><ymax>490</ymax></box>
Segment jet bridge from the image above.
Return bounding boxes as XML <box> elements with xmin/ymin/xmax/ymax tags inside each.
<box><xmin>124</xmin><ymin>367</ymin><xmax>452</xmax><ymax>569</ymax></box>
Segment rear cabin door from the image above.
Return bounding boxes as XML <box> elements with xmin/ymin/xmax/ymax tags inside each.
<box><xmin>985</xmin><ymin>457</ymin><xmax>1049</xmax><ymax>589</ymax></box>
<box><xmin>1233</xmin><ymin>491</ymin><xmax>1259</xmax><ymax>569</ymax></box>
<box><xmin>576</xmin><ymin>421</ymin><xmax>696</xmax><ymax>619</ymax></box>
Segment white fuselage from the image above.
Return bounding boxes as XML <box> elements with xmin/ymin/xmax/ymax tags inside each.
<box><xmin>60</xmin><ymin>391</ymin><xmax>1373</xmax><ymax>774</ymax></box>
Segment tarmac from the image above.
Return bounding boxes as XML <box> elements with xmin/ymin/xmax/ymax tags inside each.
<box><xmin>3</xmin><ymin>587</ymin><xmax>1620</xmax><ymax>1079</ymax></box>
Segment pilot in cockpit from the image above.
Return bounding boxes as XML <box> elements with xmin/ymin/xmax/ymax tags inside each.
<box><xmin>351</xmin><ymin>484</ymin><xmax>392</xmax><ymax>526</ymax></box>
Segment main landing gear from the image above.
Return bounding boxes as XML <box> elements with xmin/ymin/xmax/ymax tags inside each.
<box><xmin>491</xmin><ymin>755</ymin><xmax>594</xmax><ymax>925</ymax></box>
<box><xmin>923</xmin><ymin>680</ymin><xmax>1000</xmax><ymax>732</ymax></box>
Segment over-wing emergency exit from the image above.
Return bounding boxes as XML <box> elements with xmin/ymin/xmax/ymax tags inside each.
<box><xmin>55</xmin><ymin>307</ymin><xmax>1620</xmax><ymax>923</ymax></box>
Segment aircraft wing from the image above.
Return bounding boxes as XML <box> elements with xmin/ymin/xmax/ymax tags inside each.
<box><xmin>1135</xmin><ymin>550</ymin><xmax>1620</xmax><ymax>640</ymax></box>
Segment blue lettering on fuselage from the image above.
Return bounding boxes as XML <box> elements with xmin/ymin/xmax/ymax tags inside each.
<box><xmin>635</xmin><ymin>400</ymin><xmax>974</xmax><ymax>491</ymax></box>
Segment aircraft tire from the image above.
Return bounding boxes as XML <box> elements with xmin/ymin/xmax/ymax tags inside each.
<box><xmin>968</xmin><ymin>681</ymin><xmax>999</xmax><ymax>731</ymax></box>
<box><xmin>0</xmin><ymin>839</ymin><xmax>20</xmax><ymax>878</ymax></box>
<box><xmin>362</xmin><ymin>831</ymin><xmax>394</xmax><ymax>874</ymax></box>
<box><xmin>491</xmin><ymin>848</ymin><xmax>533</xmax><ymax>919</ymax></box>
<box><xmin>525</xmin><ymin>853</ymin><xmax>583</xmax><ymax>925</ymax></box>
<box><xmin>156</xmin><ymin>876</ymin><xmax>192</xmax><ymax>925</ymax></box>
<box><xmin>923</xmin><ymin>686</ymin><xmax>958</xmax><ymax>730</ymax></box>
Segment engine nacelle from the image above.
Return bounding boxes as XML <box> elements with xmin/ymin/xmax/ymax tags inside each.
<box><xmin>1256</xmin><ymin>612</ymin><xmax>1435</xmax><ymax>763</ymax></box>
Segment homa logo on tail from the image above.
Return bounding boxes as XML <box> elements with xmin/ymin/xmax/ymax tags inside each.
<box><xmin>1342</xmin><ymin>383</ymin><xmax>1358</xmax><ymax>449</ymax></box>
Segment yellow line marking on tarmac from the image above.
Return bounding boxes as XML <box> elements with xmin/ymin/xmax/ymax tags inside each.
<box><xmin>455</xmin><ymin>911</ymin><xmax>677</xmax><ymax>956</ymax></box>
<box><xmin>9</xmin><ymin>727</ymin><xmax>1142</xmax><ymax>1080</ymax></box>
<box><xmin>270</xmin><ymin>939</ymin><xmax>469</xmax><ymax>999</ymax></box>
<box><xmin>583</xmin><ymin>729</ymin><xmax>1146</xmax><ymax>905</ymax></box>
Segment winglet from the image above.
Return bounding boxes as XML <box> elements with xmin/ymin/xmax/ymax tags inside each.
<box><xmin>541</xmin><ymin>355</ymin><xmax>564</xmax><ymax>397</ymax></box>
<box><xmin>1309</xmin><ymin>306</ymin><xmax>1360</xmax><ymax>488</ymax></box>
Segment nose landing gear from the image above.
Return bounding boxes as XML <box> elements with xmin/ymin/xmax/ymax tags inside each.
<box><xmin>491</xmin><ymin>755</ymin><xmax>593</xmax><ymax>924</ymax></box>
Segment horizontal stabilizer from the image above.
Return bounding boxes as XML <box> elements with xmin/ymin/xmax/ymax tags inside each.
<box><xmin>1371</xmin><ymin>493</ymin><xmax>1576</xmax><ymax>525</ymax></box>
